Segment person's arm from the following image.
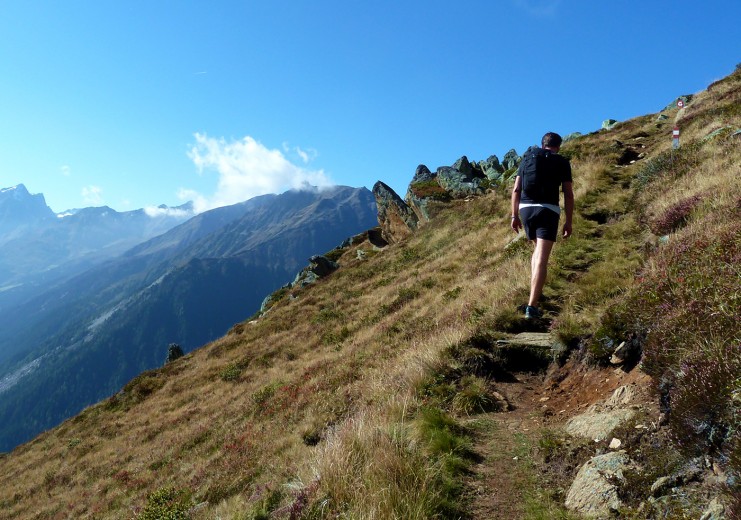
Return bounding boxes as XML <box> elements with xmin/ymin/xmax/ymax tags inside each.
<box><xmin>511</xmin><ymin>176</ymin><xmax>522</xmax><ymax>233</ymax></box>
<box><xmin>562</xmin><ymin>181</ymin><xmax>574</xmax><ymax>238</ymax></box>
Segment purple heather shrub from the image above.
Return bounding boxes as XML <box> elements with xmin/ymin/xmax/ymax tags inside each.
<box><xmin>614</xmin><ymin>217</ymin><xmax>741</xmax><ymax>477</ymax></box>
<box><xmin>650</xmin><ymin>193</ymin><xmax>704</xmax><ymax>235</ymax></box>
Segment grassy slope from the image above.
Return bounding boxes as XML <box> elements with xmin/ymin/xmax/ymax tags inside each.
<box><xmin>0</xmin><ymin>68</ymin><xmax>738</xmax><ymax>519</ymax></box>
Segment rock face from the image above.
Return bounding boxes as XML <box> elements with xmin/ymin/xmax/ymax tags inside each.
<box><xmin>436</xmin><ymin>156</ymin><xmax>488</xmax><ymax>198</ymax></box>
<box><xmin>565</xmin><ymin>385</ymin><xmax>638</xmax><ymax>441</ymax></box>
<box><xmin>292</xmin><ymin>255</ymin><xmax>340</xmax><ymax>287</ymax></box>
<box><xmin>372</xmin><ymin>181</ymin><xmax>419</xmax><ymax>244</ymax></box>
<box><xmin>565</xmin><ymin>451</ymin><xmax>631</xmax><ymax>518</ymax></box>
<box><xmin>479</xmin><ymin>155</ymin><xmax>505</xmax><ymax>181</ymax></box>
<box><xmin>502</xmin><ymin>149</ymin><xmax>521</xmax><ymax>171</ymax></box>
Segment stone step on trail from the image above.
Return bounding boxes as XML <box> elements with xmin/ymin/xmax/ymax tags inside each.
<box><xmin>493</xmin><ymin>332</ymin><xmax>568</xmax><ymax>373</ymax></box>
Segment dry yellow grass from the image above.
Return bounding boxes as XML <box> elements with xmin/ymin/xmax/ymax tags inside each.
<box><xmin>0</xmin><ymin>67</ymin><xmax>738</xmax><ymax>519</ymax></box>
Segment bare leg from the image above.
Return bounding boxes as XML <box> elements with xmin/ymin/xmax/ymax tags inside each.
<box><xmin>528</xmin><ymin>238</ymin><xmax>555</xmax><ymax>307</ymax></box>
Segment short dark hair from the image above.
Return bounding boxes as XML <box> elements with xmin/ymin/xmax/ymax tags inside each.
<box><xmin>542</xmin><ymin>132</ymin><xmax>563</xmax><ymax>148</ymax></box>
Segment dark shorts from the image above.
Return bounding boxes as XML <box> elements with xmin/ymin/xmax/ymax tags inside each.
<box><xmin>519</xmin><ymin>206</ymin><xmax>560</xmax><ymax>242</ymax></box>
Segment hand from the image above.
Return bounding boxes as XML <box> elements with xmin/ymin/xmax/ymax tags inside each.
<box><xmin>562</xmin><ymin>221</ymin><xmax>572</xmax><ymax>238</ymax></box>
<box><xmin>511</xmin><ymin>216</ymin><xmax>522</xmax><ymax>233</ymax></box>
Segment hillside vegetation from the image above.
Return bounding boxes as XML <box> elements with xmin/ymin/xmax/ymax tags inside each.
<box><xmin>0</xmin><ymin>67</ymin><xmax>738</xmax><ymax>519</ymax></box>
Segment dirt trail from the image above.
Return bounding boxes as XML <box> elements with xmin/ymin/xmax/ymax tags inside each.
<box><xmin>463</xmin><ymin>357</ymin><xmax>654</xmax><ymax>519</ymax></box>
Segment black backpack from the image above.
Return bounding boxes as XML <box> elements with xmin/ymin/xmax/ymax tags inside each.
<box><xmin>520</xmin><ymin>147</ymin><xmax>557</xmax><ymax>201</ymax></box>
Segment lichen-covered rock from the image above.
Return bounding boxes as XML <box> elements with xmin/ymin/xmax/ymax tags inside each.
<box><xmin>477</xmin><ymin>155</ymin><xmax>504</xmax><ymax>181</ymax></box>
<box><xmin>602</xmin><ymin>119</ymin><xmax>619</xmax><ymax>130</ymax></box>
<box><xmin>435</xmin><ymin>166</ymin><xmax>486</xmax><ymax>199</ymax></box>
<box><xmin>292</xmin><ymin>255</ymin><xmax>339</xmax><ymax>287</ymax></box>
<box><xmin>565</xmin><ymin>385</ymin><xmax>639</xmax><ymax>441</ymax></box>
<box><xmin>502</xmin><ymin>149</ymin><xmax>521</xmax><ymax>171</ymax></box>
<box><xmin>373</xmin><ymin>181</ymin><xmax>419</xmax><ymax>244</ymax></box>
<box><xmin>565</xmin><ymin>451</ymin><xmax>630</xmax><ymax>518</ymax></box>
<box><xmin>410</xmin><ymin>164</ymin><xmax>436</xmax><ymax>184</ymax></box>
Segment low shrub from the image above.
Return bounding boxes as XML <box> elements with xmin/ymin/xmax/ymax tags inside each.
<box><xmin>650</xmin><ymin>193</ymin><xmax>704</xmax><ymax>235</ymax></box>
<box><xmin>137</xmin><ymin>487</ymin><xmax>192</xmax><ymax>520</ymax></box>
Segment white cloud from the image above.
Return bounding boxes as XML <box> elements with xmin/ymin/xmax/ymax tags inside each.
<box><xmin>183</xmin><ymin>133</ymin><xmax>333</xmax><ymax>213</ymax></box>
<box><xmin>81</xmin><ymin>185</ymin><xmax>104</xmax><ymax>206</ymax></box>
<box><xmin>143</xmin><ymin>206</ymin><xmax>193</xmax><ymax>218</ymax></box>
<box><xmin>282</xmin><ymin>142</ymin><xmax>318</xmax><ymax>164</ymax></box>
<box><xmin>60</xmin><ymin>165</ymin><xmax>71</xmax><ymax>177</ymax></box>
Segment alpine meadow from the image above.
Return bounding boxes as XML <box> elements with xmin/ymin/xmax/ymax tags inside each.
<box><xmin>0</xmin><ymin>67</ymin><xmax>739</xmax><ymax>520</ymax></box>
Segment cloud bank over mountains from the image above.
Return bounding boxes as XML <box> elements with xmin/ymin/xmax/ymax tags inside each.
<box><xmin>182</xmin><ymin>133</ymin><xmax>334</xmax><ymax>213</ymax></box>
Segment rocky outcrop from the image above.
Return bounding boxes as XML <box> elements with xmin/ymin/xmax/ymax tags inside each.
<box><xmin>373</xmin><ymin>181</ymin><xmax>419</xmax><ymax>244</ymax></box>
<box><xmin>502</xmin><ymin>149</ymin><xmax>521</xmax><ymax>171</ymax></box>
<box><xmin>478</xmin><ymin>155</ymin><xmax>505</xmax><ymax>181</ymax></box>
<box><xmin>436</xmin><ymin>157</ymin><xmax>488</xmax><ymax>199</ymax></box>
<box><xmin>565</xmin><ymin>451</ymin><xmax>631</xmax><ymax>518</ymax></box>
<box><xmin>293</xmin><ymin>255</ymin><xmax>339</xmax><ymax>287</ymax></box>
<box><xmin>378</xmin><ymin>151</ymin><xmax>515</xmax><ymax>240</ymax></box>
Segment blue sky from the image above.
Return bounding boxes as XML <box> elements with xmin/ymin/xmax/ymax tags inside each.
<box><xmin>1</xmin><ymin>1</ymin><xmax>739</xmax><ymax>214</ymax></box>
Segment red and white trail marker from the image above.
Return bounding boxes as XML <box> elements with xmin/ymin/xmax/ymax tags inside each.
<box><xmin>672</xmin><ymin>126</ymin><xmax>680</xmax><ymax>149</ymax></box>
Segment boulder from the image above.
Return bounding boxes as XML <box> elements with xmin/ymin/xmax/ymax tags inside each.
<box><xmin>502</xmin><ymin>149</ymin><xmax>521</xmax><ymax>171</ymax></box>
<box><xmin>293</xmin><ymin>255</ymin><xmax>339</xmax><ymax>287</ymax></box>
<box><xmin>699</xmin><ymin>497</ymin><xmax>726</xmax><ymax>520</ymax></box>
<box><xmin>563</xmin><ymin>132</ymin><xmax>582</xmax><ymax>143</ymax></box>
<box><xmin>452</xmin><ymin>156</ymin><xmax>473</xmax><ymax>177</ymax></box>
<box><xmin>565</xmin><ymin>385</ymin><xmax>638</xmax><ymax>441</ymax></box>
<box><xmin>373</xmin><ymin>181</ymin><xmax>419</xmax><ymax>244</ymax></box>
<box><xmin>565</xmin><ymin>451</ymin><xmax>630</xmax><ymax>518</ymax></box>
<box><xmin>410</xmin><ymin>164</ymin><xmax>436</xmax><ymax>184</ymax></box>
<box><xmin>165</xmin><ymin>343</ymin><xmax>184</xmax><ymax>364</ymax></box>
<box><xmin>479</xmin><ymin>155</ymin><xmax>504</xmax><ymax>181</ymax></box>
<box><xmin>435</xmin><ymin>166</ymin><xmax>486</xmax><ymax>199</ymax></box>
<box><xmin>602</xmin><ymin>119</ymin><xmax>619</xmax><ymax>130</ymax></box>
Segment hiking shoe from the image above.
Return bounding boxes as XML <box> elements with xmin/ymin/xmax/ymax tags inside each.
<box><xmin>524</xmin><ymin>305</ymin><xmax>542</xmax><ymax>319</ymax></box>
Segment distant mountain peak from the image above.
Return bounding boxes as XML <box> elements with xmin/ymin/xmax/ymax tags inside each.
<box><xmin>0</xmin><ymin>184</ymin><xmax>31</xmax><ymax>198</ymax></box>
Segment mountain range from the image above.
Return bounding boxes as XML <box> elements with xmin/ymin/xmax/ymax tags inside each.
<box><xmin>0</xmin><ymin>185</ymin><xmax>378</xmax><ymax>451</ymax></box>
<box><xmin>0</xmin><ymin>67</ymin><xmax>737</xmax><ymax>519</ymax></box>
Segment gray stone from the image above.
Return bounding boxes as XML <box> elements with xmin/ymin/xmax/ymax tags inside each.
<box><xmin>480</xmin><ymin>154</ymin><xmax>505</xmax><ymax>182</ymax></box>
<box><xmin>565</xmin><ymin>385</ymin><xmax>638</xmax><ymax>441</ymax></box>
<box><xmin>650</xmin><ymin>465</ymin><xmax>703</xmax><ymax>497</ymax></box>
<box><xmin>410</xmin><ymin>164</ymin><xmax>436</xmax><ymax>184</ymax></box>
<box><xmin>291</xmin><ymin>255</ymin><xmax>339</xmax><ymax>288</ymax></box>
<box><xmin>495</xmin><ymin>332</ymin><xmax>569</xmax><ymax>370</ymax></box>
<box><xmin>502</xmin><ymin>149</ymin><xmax>521</xmax><ymax>171</ymax></box>
<box><xmin>563</xmin><ymin>132</ymin><xmax>582</xmax><ymax>143</ymax></box>
<box><xmin>435</xmin><ymin>166</ymin><xmax>486</xmax><ymax>199</ymax></box>
<box><xmin>373</xmin><ymin>181</ymin><xmax>419</xmax><ymax>244</ymax></box>
<box><xmin>452</xmin><ymin>156</ymin><xmax>473</xmax><ymax>177</ymax></box>
<box><xmin>656</xmin><ymin>114</ymin><xmax>669</xmax><ymax>121</ymax></box>
<box><xmin>703</xmin><ymin>126</ymin><xmax>734</xmax><ymax>142</ymax></box>
<box><xmin>699</xmin><ymin>497</ymin><xmax>726</xmax><ymax>520</ymax></box>
<box><xmin>565</xmin><ymin>451</ymin><xmax>630</xmax><ymax>518</ymax></box>
<box><xmin>602</xmin><ymin>119</ymin><xmax>618</xmax><ymax>130</ymax></box>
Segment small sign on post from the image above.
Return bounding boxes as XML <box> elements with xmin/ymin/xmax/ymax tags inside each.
<box><xmin>672</xmin><ymin>126</ymin><xmax>680</xmax><ymax>149</ymax></box>
<box><xmin>677</xmin><ymin>99</ymin><xmax>685</xmax><ymax>109</ymax></box>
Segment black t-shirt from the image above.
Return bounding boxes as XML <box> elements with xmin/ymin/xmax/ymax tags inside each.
<box><xmin>517</xmin><ymin>147</ymin><xmax>572</xmax><ymax>206</ymax></box>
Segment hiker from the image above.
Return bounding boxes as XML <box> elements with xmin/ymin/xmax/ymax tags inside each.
<box><xmin>510</xmin><ymin>132</ymin><xmax>574</xmax><ymax>319</ymax></box>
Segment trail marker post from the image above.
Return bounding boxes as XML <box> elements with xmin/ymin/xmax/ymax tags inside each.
<box><xmin>672</xmin><ymin>126</ymin><xmax>680</xmax><ymax>149</ymax></box>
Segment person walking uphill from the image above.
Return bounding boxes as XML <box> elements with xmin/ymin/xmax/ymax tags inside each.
<box><xmin>511</xmin><ymin>132</ymin><xmax>574</xmax><ymax>319</ymax></box>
